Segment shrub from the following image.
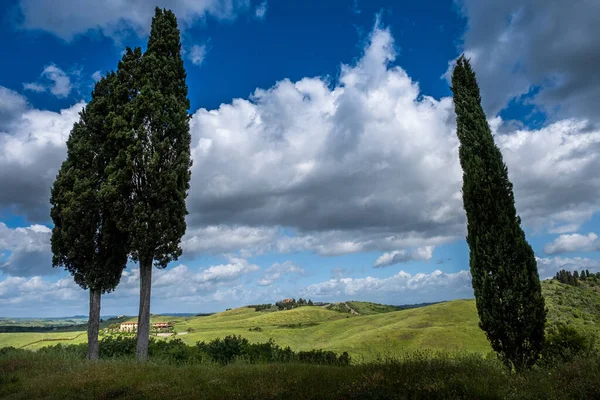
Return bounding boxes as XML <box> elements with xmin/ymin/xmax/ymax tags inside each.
<box><xmin>541</xmin><ymin>325</ymin><xmax>596</xmax><ymax>366</ymax></box>
<box><xmin>197</xmin><ymin>335</ymin><xmax>249</xmax><ymax>365</ymax></box>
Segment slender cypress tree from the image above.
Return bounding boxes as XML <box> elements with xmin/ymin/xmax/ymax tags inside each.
<box><xmin>50</xmin><ymin>73</ymin><xmax>129</xmax><ymax>360</ymax></box>
<box><xmin>451</xmin><ymin>56</ymin><xmax>546</xmax><ymax>372</ymax></box>
<box><xmin>125</xmin><ymin>8</ymin><xmax>192</xmax><ymax>361</ymax></box>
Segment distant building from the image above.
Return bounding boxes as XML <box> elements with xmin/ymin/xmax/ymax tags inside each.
<box><xmin>119</xmin><ymin>321</ymin><xmax>172</xmax><ymax>332</ymax></box>
<box><xmin>120</xmin><ymin>322</ymin><xmax>138</xmax><ymax>332</ymax></box>
<box><xmin>152</xmin><ymin>322</ymin><xmax>170</xmax><ymax>330</ymax></box>
<box><xmin>283</xmin><ymin>298</ymin><xmax>294</xmax><ymax>304</ymax></box>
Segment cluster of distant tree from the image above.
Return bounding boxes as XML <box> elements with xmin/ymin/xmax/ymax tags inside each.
<box><xmin>275</xmin><ymin>298</ymin><xmax>314</xmax><ymax>310</ymax></box>
<box><xmin>554</xmin><ymin>269</ymin><xmax>598</xmax><ymax>286</ymax></box>
<box><xmin>248</xmin><ymin>298</ymin><xmax>317</xmax><ymax>312</ymax></box>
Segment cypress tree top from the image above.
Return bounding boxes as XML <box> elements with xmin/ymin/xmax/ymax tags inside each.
<box><xmin>125</xmin><ymin>7</ymin><xmax>192</xmax><ymax>268</ymax></box>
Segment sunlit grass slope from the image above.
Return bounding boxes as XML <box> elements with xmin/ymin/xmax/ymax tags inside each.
<box><xmin>173</xmin><ymin>300</ymin><xmax>490</xmax><ymax>361</ymax></box>
<box><xmin>3</xmin><ymin>280</ymin><xmax>600</xmax><ymax>360</ymax></box>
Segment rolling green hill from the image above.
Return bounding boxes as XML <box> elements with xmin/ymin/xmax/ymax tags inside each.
<box><xmin>2</xmin><ymin>280</ymin><xmax>599</xmax><ymax>361</ymax></box>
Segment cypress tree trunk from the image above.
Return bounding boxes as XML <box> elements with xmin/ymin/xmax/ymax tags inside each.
<box><xmin>87</xmin><ymin>288</ymin><xmax>101</xmax><ymax>360</ymax></box>
<box><xmin>136</xmin><ymin>257</ymin><xmax>153</xmax><ymax>361</ymax></box>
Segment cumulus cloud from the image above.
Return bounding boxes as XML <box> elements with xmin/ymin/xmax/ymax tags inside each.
<box><xmin>544</xmin><ymin>233</ymin><xmax>600</xmax><ymax>255</ymax></box>
<box><xmin>188</xmin><ymin>22</ymin><xmax>464</xmax><ymax>244</ymax></box>
<box><xmin>254</xmin><ymin>1</ymin><xmax>267</xmax><ymax>19</ymax></box>
<box><xmin>536</xmin><ymin>256</ymin><xmax>600</xmax><ymax>280</ymax></box>
<box><xmin>0</xmin><ymin>86</ymin><xmax>28</xmax><ymax>130</ymax></box>
<box><xmin>301</xmin><ymin>269</ymin><xmax>473</xmax><ymax>304</ymax></box>
<box><xmin>454</xmin><ymin>0</ymin><xmax>600</xmax><ymax>122</ymax></box>
<box><xmin>0</xmin><ymin>257</ymin><xmax>263</xmax><ymax>316</ymax></box>
<box><xmin>258</xmin><ymin>261</ymin><xmax>304</xmax><ymax>286</ymax></box>
<box><xmin>18</xmin><ymin>0</ymin><xmax>252</xmax><ymax>41</ymax></box>
<box><xmin>3</xmin><ymin>20</ymin><xmax>600</xmax><ymax>262</ymax></box>
<box><xmin>189</xmin><ymin>43</ymin><xmax>209</xmax><ymax>66</ymax></box>
<box><xmin>0</xmin><ymin>275</ymin><xmax>82</xmax><ymax>307</ymax></box>
<box><xmin>186</xmin><ymin>21</ymin><xmax>600</xmax><ymax>251</ymax></box>
<box><xmin>0</xmin><ymin>101</ymin><xmax>83</xmax><ymax>221</ymax></box>
<box><xmin>91</xmin><ymin>70</ymin><xmax>102</xmax><ymax>82</ymax></box>
<box><xmin>0</xmin><ymin>223</ymin><xmax>54</xmax><ymax>277</ymax></box>
<box><xmin>24</xmin><ymin>64</ymin><xmax>73</xmax><ymax>98</ymax></box>
<box><xmin>373</xmin><ymin>246</ymin><xmax>434</xmax><ymax>268</ymax></box>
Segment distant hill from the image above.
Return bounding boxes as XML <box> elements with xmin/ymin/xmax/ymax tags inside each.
<box><xmin>324</xmin><ymin>301</ymin><xmax>435</xmax><ymax>315</ymax></box>
<box><xmin>2</xmin><ymin>279</ymin><xmax>599</xmax><ymax>359</ymax></box>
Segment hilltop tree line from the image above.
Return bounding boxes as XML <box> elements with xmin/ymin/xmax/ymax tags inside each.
<box><xmin>50</xmin><ymin>8</ymin><xmax>191</xmax><ymax>361</ymax></box>
<box><xmin>248</xmin><ymin>298</ymin><xmax>316</xmax><ymax>312</ymax></box>
<box><xmin>554</xmin><ymin>269</ymin><xmax>599</xmax><ymax>287</ymax></box>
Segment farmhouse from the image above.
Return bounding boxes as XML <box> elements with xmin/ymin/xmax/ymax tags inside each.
<box><xmin>119</xmin><ymin>322</ymin><xmax>138</xmax><ymax>332</ymax></box>
<box><xmin>153</xmin><ymin>322</ymin><xmax>170</xmax><ymax>330</ymax></box>
<box><xmin>283</xmin><ymin>298</ymin><xmax>294</xmax><ymax>304</ymax></box>
<box><xmin>119</xmin><ymin>321</ymin><xmax>172</xmax><ymax>332</ymax></box>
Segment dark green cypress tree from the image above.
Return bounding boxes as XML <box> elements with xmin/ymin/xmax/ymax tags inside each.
<box><xmin>50</xmin><ymin>73</ymin><xmax>129</xmax><ymax>360</ymax></box>
<box><xmin>451</xmin><ymin>56</ymin><xmax>546</xmax><ymax>372</ymax></box>
<box><xmin>124</xmin><ymin>8</ymin><xmax>192</xmax><ymax>361</ymax></box>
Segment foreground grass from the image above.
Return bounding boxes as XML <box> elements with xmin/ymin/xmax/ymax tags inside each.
<box><xmin>1</xmin><ymin>350</ymin><xmax>599</xmax><ymax>399</ymax></box>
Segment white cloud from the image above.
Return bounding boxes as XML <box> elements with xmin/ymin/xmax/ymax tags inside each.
<box><xmin>18</xmin><ymin>0</ymin><xmax>253</xmax><ymax>41</ymax></box>
<box><xmin>544</xmin><ymin>233</ymin><xmax>600</xmax><ymax>255</ymax></box>
<box><xmin>0</xmin><ymin>275</ymin><xmax>81</xmax><ymax>307</ymax></box>
<box><xmin>0</xmin><ymin>86</ymin><xmax>28</xmax><ymax>129</ymax></box>
<box><xmin>536</xmin><ymin>256</ymin><xmax>600</xmax><ymax>280</ymax></box>
<box><xmin>301</xmin><ymin>269</ymin><xmax>473</xmax><ymax>304</ymax></box>
<box><xmin>0</xmin><ymin>101</ymin><xmax>83</xmax><ymax>220</ymax></box>
<box><xmin>0</xmin><ymin>257</ymin><xmax>263</xmax><ymax>316</ymax></box>
<box><xmin>181</xmin><ymin>225</ymin><xmax>278</xmax><ymax>256</ymax></box>
<box><xmin>196</xmin><ymin>257</ymin><xmax>260</xmax><ymax>283</ymax></box>
<box><xmin>255</xmin><ymin>1</ymin><xmax>267</xmax><ymax>19</ymax></box>
<box><xmin>186</xmin><ymin>21</ymin><xmax>600</xmax><ymax>252</ymax></box>
<box><xmin>24</xmin><ymin>64</ymin><xmax>73</xmax><ymax>98</ymax></box>
<box><xmin>189</xmin><ymin>43</ymin><xmax>209</xmax><ymax>66</ymax></box>
<box><xmin>91</xmin><ymin>70</ymin><xmax>102</xmax><ymax>82</ymax></box>
<box><xmin>2</xmin><ymin>19</ymin><xmax>600</xmax><ymax>264</ymax></box>
<box><xmin>22</xmin><ymin>82</ymin><xmax>45</xmax><ymax>93</ymax></box>
<box><xmin>373</xmin><ymin>246</ymin><xmax>434</xmax><ymax>268</ymax></box>
<box><xmin>0</xmin><ymin>222</ymin><xmax>53</xmax><ymax>277</ymax></box>
<box><xmin>258</xmin><ymin>261</ymin><xmax>304</xmax><ymax>286</ymax></box>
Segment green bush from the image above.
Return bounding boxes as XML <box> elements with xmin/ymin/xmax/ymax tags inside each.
<box><xmin>196</xmin><ymin>335</ymin><xmax>351</xmax><ymax>366</ymax></box>
<box><xmin>541</xmin><ymin>325</ymin><xmax>597</xmax><ymax>366</ymax></box>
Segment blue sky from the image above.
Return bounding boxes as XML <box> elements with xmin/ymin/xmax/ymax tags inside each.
<box><xmin>1</xmin><ymin>0</ymin><xmax>600</xmax><ymax>317</ymax></box>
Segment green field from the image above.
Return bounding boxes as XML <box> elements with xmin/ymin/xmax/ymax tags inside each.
<box><xmin>2</xmin><ymin>280</ymin><xmax>599</xmax><ymax>361</ymax></box>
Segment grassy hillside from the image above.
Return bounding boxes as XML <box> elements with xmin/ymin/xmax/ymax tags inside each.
<box><xmin>0</xmin><ymin>331</ymin><xmax>87</xmax><ymax>350</ymax></box>
<box><xmin>172</xmin><ymin>300</ymin><xmax>490</xmax><ymax>361</ymax></box>
<box><xmin>346</xmin><ymin>301</ymin><xmax>403</xmax><ymax>315</ymax></box>
<box><xmin>543</xmin><ymin>279</ymin><xmax>600</xmax><ymax>341</ymax></box>
<box><xmin>2</xmin><ymin>280</ymin><xmax>599</xmax><ymax>360</ymax></box>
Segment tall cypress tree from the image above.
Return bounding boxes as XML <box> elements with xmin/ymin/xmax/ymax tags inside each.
<box><xmin>50</xmin><ymin>73</ymin><xmax>129</xmax><ymax>360</ymax></box>
<box><xmin>125</xmin><ymin>8</ymin><xmax>192</xmax><ymax>361</ymax></box>
<box><xmin>451</xmin><ymin>56</ymin><xmax>546</xmax><ymax>372</ymax></box>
